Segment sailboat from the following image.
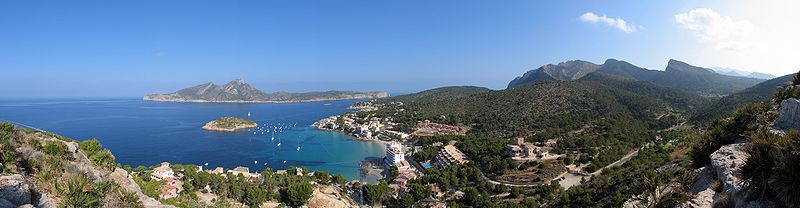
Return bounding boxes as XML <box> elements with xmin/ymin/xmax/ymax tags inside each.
<box><xmin>248</xmin><ymin>112</ymin><xmax>251</xmax><ymax>117</ymax></box>
<box><xmin>271</xmin><ymin>132</ymin><xmax>275</xmax><ymax>140</ymax></box>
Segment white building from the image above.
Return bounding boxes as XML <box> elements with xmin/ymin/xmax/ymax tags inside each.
<box><xmin>384</xmin><ymin>142</ymin><xmax>405</xmax><ymax>166</ymax></box>
<box><xmin>151</xmin><ymin>162</ymin><xmax>175</xmax><ymax>181</ymax></box>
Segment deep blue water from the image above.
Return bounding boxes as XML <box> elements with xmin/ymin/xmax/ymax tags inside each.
<box><xmin>0</xmin><ymin>98</ymin><xmax>385</xmax><ymax>182</ymax></box>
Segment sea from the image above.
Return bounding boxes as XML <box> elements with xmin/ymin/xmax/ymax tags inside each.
<box><xmin>0</xmin><ymin>98</ymin><xmax>386</xmax><ymax>183</ymax></box>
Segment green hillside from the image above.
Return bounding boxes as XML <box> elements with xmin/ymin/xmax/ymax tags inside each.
<box><xmin>691</xmin><ymin>73</ymin><xmax>795</xmax><ymax>124</ymax></box>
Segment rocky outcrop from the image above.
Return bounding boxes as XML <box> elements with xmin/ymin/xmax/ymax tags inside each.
<box><xmin>774</xmin><ymin>98</ymin><xmax>800</xmax><ymax>131</ymax></box>
<box><xmin>108</xmin><ymin>168</ymin><xmax>175</xmax><ymax>208</ymax></box>
<box><xmin>709</xmin><ymin>144</ymin><xmax>747</xmax><ymax>199</ymax></box>
<box><xmin>0</xmin><ymin>174</ymin><xmax>31</xmax><ymax>206</ymax></box>
<box><xmin>306</xmin><ymin>186</ymin><xmax>357</xmax><ymax>208</ymax></box>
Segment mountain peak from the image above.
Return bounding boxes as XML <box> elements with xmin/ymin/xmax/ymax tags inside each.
<box><xmin>228</xmin><ymin>78</ymin><xmax>247</xmax><ymax>85</ymax></box>
<box><xmin>666</xmin><ymin>59</ymin><xmax>714</xmax><ymax>74</ymax></box>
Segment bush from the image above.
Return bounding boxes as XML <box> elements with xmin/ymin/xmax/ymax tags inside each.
<box><xmin>43</xmin><ymin>141</ymin><xmax>70</xmax><ymax>158</ymax></box>
<box><xmin>286</xmin><ymin>183</ymin><xmax>313</xmax><ymax>206</ymax></box>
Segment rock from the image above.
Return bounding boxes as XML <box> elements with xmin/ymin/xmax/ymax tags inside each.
<box><xmin>107</xmin><ymin>168</ymin><xmax>175</xmax><ymax>208</ymax></box>
<box><xmin>678</xmin><ymin>166</ymin><xmax>720</xmax><ymax>208</ymax></box>
<box><xmin>774</xmin><ymin>98</ymin><xmax>800</xmax><ymax>131</ymax></box>
<box><xmin>35</xmin><ymin>192</ymin><xmax>56</xmax><ymax>208</ymax></box>
<box><xmin>709</xmin><ymin>143</ymin><xmax>751</xmax><ymax>208</ymax></box>
<box><xmin>306</xmin><ymin>186</ymin><xmax>356</xmax><ymax>208</ymax></box>
<box><xmin>0</xmin><ymin>198</ymin><xmax>15</xmax><ymax>208</ymax></box>
<box><xmin>0</xmin><ymin>175</ymin><xmax>31</xmax><ymax>206</ymax></box>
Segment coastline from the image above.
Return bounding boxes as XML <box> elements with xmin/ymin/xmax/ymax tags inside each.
<box><xmin>143</xmin><ymin>94</ymin><xmax>388</xmax><ymax>104</ymax></box>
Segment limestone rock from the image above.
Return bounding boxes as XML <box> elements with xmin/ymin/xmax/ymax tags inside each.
<box><xmin>679</xmin><ymin>166</ymin><xmax>719</xmax><ymax>208</ymax></box>
<box><xmin>0</xmin><ymin>174</ymin><xmax>31</xmax><ymax>206</ymax></box>
<box><xmin>35</xmin><ymin>192</ymin><xmax>56</xmax><ymax>208</ymax></box>
<box><xmin>108</xmin><ymin>168</ymin><xmax>175</xmax><ymax>208</ymax></box>
<box><xmin>774</xmin><ymin>98</ymin><xmax>800</xmax><ymax>131</ymax></box>
<box><xmin>709</xmin><ymin>143</ymin><xmax>751</xmax><ymax>208</ymax></box>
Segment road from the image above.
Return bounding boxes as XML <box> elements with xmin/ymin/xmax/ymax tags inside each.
<box><xmin>556</xmin><ymin>147</ymin><xmax>643</xmax><ymax>189</ymax></box>
<box><xmin>483</xmin><ymin>146</ymin><xmax>644</xmax><ymax>189</ymax></box>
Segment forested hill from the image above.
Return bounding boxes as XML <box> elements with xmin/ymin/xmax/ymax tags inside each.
<box><xmin>386</xmin><ymin>86</ymin><xmax>492</xmax><ymax>103</ymax></box>
<box><xmin>691</xmin><ymin>73</ymin><xmax>796</xmax><ymax>124</ymax></box>
<box><xmin>376</xmin><ymin>71</ymin><xmax>705</xmax><ymax>138</ymax></box>
<box><xmin>508</xmin><ymin>59</ymin><xmax>764</xmax><ymax>97</ymax></box>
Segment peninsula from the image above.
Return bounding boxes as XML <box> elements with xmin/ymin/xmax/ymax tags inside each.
<box><xmin>202</xmin><ymin>117</ymin><xmax>257</xmax><ymax>132</ymax></box>
<box><xmin>144</xmin><ymin>79</ymin><xmax>389</xmax><ymax>103</ymax></box>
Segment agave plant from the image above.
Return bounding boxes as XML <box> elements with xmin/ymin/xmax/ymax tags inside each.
<box><xmin>741</xmin><ymin>139</ymin><xmax>778</xmax><ymax>200</ymax></box>
<box><xmin>770</xmin><ymin>153</ymin><xmax>800</xmax><ymax>207</ymax></box>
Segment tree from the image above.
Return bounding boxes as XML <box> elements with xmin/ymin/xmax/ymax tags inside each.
<box><xmin>243</xmin><ymin>186</ymin><xmax>268</xmax><ymax>207</ymax></box>
<box><xmin>509</xmin><ymin>187</ymin><xmax>522</xmax><ymax>199</ymax></box>
<box><xmin>286</xmin><ymin>183</ymin><xmax>313</xmax><ymax>206</ymax></box>
<box><xmin>331</xmin><ymin>174</ymin><xmax>347</xmax><ymax>185</ymax></box>
<box><xmin>362</xmin><ymin>181</ymin><xmax>392</xmax><ymax>205</ymax></box>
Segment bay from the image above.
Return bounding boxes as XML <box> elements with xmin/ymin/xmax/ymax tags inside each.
<box><xmin>0</xmin><ymin>98</ymin><xmax>385</xmax><ymax>182</ymax></box>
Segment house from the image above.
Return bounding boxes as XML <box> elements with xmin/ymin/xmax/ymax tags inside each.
<box><xmin>151</xmin><ymin>162</ymin><xmax>175</xmax><ymax>181</ymax></box>
<box><xmin>204</xmin><ymin>167</ymin><xmax>224</xmax><ymax>175</ymax></box>
<box><xmin>159</xmin><ymin>183</ymin><xmax>178</xmax><ymax>199</ymax></box>
<box><xmin>230</xmin><ymin>166</ymin><xmax>250</xmax><ymax>176</ymax></box>
<box><xmin>159</xmin><ymin>178</ymin><xmax>180</xmax><ymax>199</ymax></box>
<box><xmin>505</xmin><ymin>137</ymin><xmax>542</xmax><ymax>159</ymax></box>
<box><xmin>393</xmin><ymin>171</ymin><xmax>418</xmax><ymax>191</ymax></box>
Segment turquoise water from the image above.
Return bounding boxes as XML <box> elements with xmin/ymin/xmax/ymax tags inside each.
<box><xmin>0</xmin><ymin>98</ymin><xmax>385</xmax><ymax>181</ymax></box>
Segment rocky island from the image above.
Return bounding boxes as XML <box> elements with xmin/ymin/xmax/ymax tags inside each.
<box><xmin>144</xmin><ymin>79</ymin><xmax>389</xmax><ymax>103</ymax></box>
<box><xmin>202</xmin><ymin>117</ymin><xmax>257</xmax><ymax>132</ymax></box>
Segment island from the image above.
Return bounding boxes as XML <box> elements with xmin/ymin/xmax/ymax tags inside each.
<box><xmin>144</xmin><ymin>79</ymin><xmax>389</xmax><ymax>103</ymax></box>
<box><xmin>202</xmin><ymin>117</ymin><xmax>257</xmax><ymax>132</ymax></box>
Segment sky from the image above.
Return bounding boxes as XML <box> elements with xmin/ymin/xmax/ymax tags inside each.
<box><xmin>0</xmin><ymin>0</ymin><xmax>798</xmax><ymax>97</ymax></box>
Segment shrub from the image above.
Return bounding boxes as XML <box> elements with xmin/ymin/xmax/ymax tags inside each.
<box><xmin>43</xmin><ymin>141</ymin><xmax>70</xmax><ymax>158</ymax></box>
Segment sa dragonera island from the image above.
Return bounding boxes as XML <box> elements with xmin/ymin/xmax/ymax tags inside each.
<box><xmin>202</xmin><ymin>117</ymin><xmax>257</xmax><ymax>132</ymax></box>
<box><xmin>144</xmin><ymin>79</ymin><xmax>389</xmax><ymax>103</ymax></box>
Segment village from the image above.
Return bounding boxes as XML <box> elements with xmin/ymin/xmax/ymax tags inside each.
<box><xmin>309</xmin><ymin>100</ymin><xmax>602</xmax><ymax>196</ymax></box>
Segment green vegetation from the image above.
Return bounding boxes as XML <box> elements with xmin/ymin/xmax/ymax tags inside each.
<box><xmin>212</xmin><ymin>117</ymin><xmax>256</xmax><ymax>129</ymax></box>
<box><xmin>80</xmin><ymin>138</ymin><xmax>117</xmax><ymax>170</ymax></box>
<box><xmin>692</xmin><ymin>73</ymin><xmax>794</xmax><ymax>124</ymax></box>
<box><xmin>286</xmin><ymin>183</ymin><xmax>313</xmax><ymax>206</ymax></box>
<box><xmin>43</xmin><ymin>140</ymin><xmax>70</xmax><ymax>159</ymax></box>
<box><xmin>130</xmin><ymin>163</ymin><xmax>351</xmax><ymax>207</ymax></box>
<box><xmin>0</xmin><ymin>122</ymin><xmax>142</xmax><ymax>208</ymax></box>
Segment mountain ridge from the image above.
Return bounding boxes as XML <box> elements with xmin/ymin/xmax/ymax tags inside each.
<box><xmin>144</xmin><ymin>79</ymin><xmax>389</xmax><ymax>103</ymax></box>
<box><xmin>507</xmin><ymin>59</ymin><xmax>764</xmax><ymax>96</ymax></box>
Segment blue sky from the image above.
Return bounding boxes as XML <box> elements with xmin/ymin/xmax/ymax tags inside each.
<box><xmin>1</xmin><ymin>0</ymin><xmax>797</xmax><ymax>97</ymax></box>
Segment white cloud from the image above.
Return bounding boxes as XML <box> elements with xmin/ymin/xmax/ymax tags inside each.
<box><xmin>579</xmin><ymin>12</ymin><xmax>640</xmax><ymax>33</ymax></box>
<box><xmin>675</xmin><ymin>8</ymin><xmax>755</xmax><ymax>51</ymax></box>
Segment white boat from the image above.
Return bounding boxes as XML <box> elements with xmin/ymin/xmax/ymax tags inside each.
<box><xmin>296</xmin><ymin>147</ymin><xmax>300</xmax><ymax>151</ymax></box>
